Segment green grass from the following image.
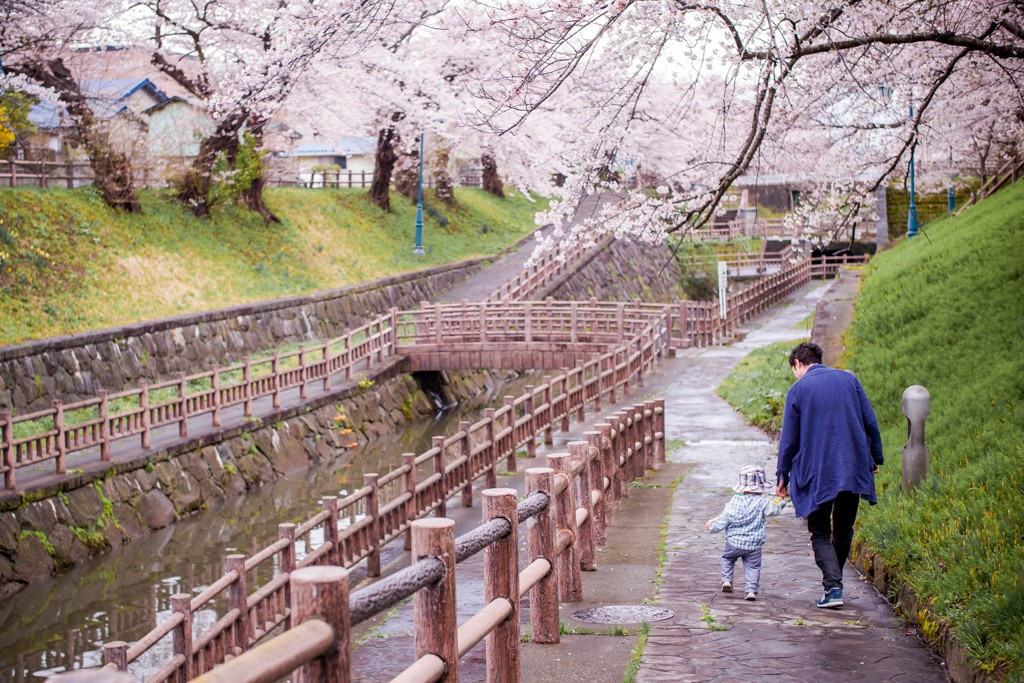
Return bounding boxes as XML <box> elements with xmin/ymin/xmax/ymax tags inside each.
<box><xmin>0</xmin><ymin>186</ymin><xmax>540</xmax><ymax>345</ymax></box>
<box><xmin>716</xmin><ymin>341</ymin><xmax>801</xmax><ymax>434</ymax></box>
<box><xmin>846</xmin><ymin>180</ymin><xmax>1024</xmax><ymax>677</ymax></box>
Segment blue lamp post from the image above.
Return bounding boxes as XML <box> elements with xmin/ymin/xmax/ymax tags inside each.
<box><xmin>948</xmin><ymin>141</ymin><xmax>956</xmax><ymax>212</ymax></box>
<box><xmin>906</xmin><ymin>82</ymin><xmax>920</xmax><ymax>238</ymax></box>
<box><xmin>413</xmin><ymin>133</ymin><xmax>425</xmax><ymax>255</ymax></box>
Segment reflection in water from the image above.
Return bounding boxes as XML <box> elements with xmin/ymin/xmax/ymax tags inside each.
<box><xmin>0</xmin><ymin>372</ymin><xmax>537</xmax><ymax>682</ymax></box>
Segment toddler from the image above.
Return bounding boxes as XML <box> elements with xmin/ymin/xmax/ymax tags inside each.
<box><xmin>705</xmin><ymin>465</ymin><xmax>787</xmax><ymax>600</ymax></box>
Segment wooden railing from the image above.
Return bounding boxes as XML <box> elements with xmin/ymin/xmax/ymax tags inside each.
<box><xmin>484</xmin><ymin>236</ymin><xmax>611</xmax><ymax>303</ymax></box>
<box><xmin>679</xmin><ymin>245</ymin><xmax>795</xmax><ymax>275</ymax></box>
<box><xmin>0</xmin><ymin>158</ymin><xmax>94</xmax><ymax>188</ymax></box>
<box><xmin>265</xmin><ymin>171</ymin><xmax>484</xmax><ymax>190</ymax></box>
<box><xmin>955</xmin><ymin>155</ymin><xmax>1024</xmax><ymax>215</ymax></box>
<box><xmin>688</xmin><ymin>217</ymin><xmax>791</xmax><ymax>241</ymax></box>
<box><xmin>95</xmin><ymin>395</ymin><xmax>665</xmax><ymax>682</ymax></box>
<box><xmin>809</xmin><ymin>254</ymin><xmax>870</xmax><ymax>279</ymax></box>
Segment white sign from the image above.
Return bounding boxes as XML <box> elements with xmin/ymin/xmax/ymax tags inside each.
<box><xmin>717</xmin><ymin>261</ymin><xmax>728</xmax><ymax>319</ymax></box>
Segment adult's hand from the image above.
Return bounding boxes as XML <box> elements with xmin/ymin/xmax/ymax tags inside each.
<box><xmin>775</xmin><ymin>481</ymin><xmax>788</xmax><ymax>498</ymax></box>
<box><xmin>872</xmin><ymin>466</ymin><xmax>880</xmax><ymax>474</ymax></box>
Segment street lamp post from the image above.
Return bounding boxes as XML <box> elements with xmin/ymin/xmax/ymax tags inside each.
<box><xmin>907</xmin><ymin>85</ymin><xmax>920</xmax><ymax>238</ymax></box>
<box><xmin>413</xmin><ymin>133</ymin><xmax>425</xmax><ymax>256</ymax></box>
<box><xmin>948</xmin><ymin>139</ymin><xmax>956</xmax><ymax>212</ymax></box>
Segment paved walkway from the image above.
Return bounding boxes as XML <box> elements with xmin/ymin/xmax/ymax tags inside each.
<box><xmin>641</xmin><ymin>283</ymin><xmax>947</xmax><ymax>682</ymax></box>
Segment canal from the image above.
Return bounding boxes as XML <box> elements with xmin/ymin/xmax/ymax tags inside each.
<box><xmin>0</xmin><ymin>371</ymin><xmax>541</xmax><ymax>682</ymax></box>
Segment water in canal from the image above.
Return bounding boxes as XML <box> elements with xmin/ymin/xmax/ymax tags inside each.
<box><xmin>0</xmin><ymin>372</ymin><xmax>540</xmax><ymax>682</ymax></box>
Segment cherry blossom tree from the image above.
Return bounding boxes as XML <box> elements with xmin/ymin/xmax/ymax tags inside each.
<box><xmin>470</xmin><ymin>0</ymin><xmax>1024</xmax><ymax>251</ymax></box>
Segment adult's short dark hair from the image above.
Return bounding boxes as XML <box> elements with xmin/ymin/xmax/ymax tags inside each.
<box><xmin>789</xmin><ymin>341</ymin><xmax>823</xmax><ymax>367</ymax></box>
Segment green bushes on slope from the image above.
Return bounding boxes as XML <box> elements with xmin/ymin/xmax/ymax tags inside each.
<box><xmin>0</xmin><ymin>187</ymin><xmax>539</xmax><ymax>345</ymax></box>
<box><xmin>849</xmin><ymin>181</ymin><xmax>1024</xmax><ymax>677</ymax></box>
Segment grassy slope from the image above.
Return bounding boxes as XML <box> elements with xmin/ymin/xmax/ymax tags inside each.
<box><xmin>717</xmin><ymin>340</ymin><xmax>802</xmax><ymax>435</ymax></box>
<box><xmin>0</xmin><ymin>187</ymin><xmax>539</xmax><ymax>345</ymax></box>
<box><xmin>848</xmin><ymin>181</ymin><xmax>1024</xmax><ymax>675</ymax></box>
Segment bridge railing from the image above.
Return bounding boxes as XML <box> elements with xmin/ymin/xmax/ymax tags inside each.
<box><xmin>99</xmin><ymin>397</ymin><xmax>665</xmax><ymax>682</ymax></box>
<box><xmin>687</xmin><ymin>217</ymin><xmax>789</xmax><ymax>241</ymax></box>
<box><xmin>809</xmin><ymin>254</ymin><xmax>870</xmax><ymax>278</ymax></box>
<box><xmin>484</xmin><ymin>236</ymin><xmax>613</xmax><ymax>303</ymax></box>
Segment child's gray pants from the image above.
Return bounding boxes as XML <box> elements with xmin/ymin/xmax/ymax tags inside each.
<box><xmin>721</xmin><ymin>543</ymin><xmax>762</xmax><ymax>593</ymax></box>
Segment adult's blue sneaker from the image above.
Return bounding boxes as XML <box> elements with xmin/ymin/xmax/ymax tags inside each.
<box><xmin>816</xmin><ymin>587</ymin><xmax>843</xmax><ymax>608</ymax></box>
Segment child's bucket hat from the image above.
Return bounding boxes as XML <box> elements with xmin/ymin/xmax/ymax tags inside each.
<box><xmin>734</xmin><ymin>465</ymin><xmax>768</xmax><ymax>494</ymax></box>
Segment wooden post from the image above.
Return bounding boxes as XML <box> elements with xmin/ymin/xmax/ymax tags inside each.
<box><xmin>609</xmin><ymin>351</ymin><xmax>619</xmax><ymax>404</ymax></box>
<box><xmin>139</xmin><ymin>382</ymin><xmax>151</xmax><ymax>450</ymax></box>
<box><xmin>559</xmin><ymin>369</ymin><xmax>571</xmax><ymax>432</ymax></box>
<box><xmin>617</xmin><ymin>411</ymin><xmax>632</xmax><ymax>496</ymax></box>
<box><xmin>484</xmin><ymin>409</ymin><xmax>497</xmax><ymax>489</ymax></box>
<box><xmin>291</xmin><ymin>566</ymin><xmax>351</xmax><ymax>683</ymax></box>
<box><xmin>524</xmin><ymin>468</ymin><xmax>559</xmax><ymax>644</ymax></box>
<box><xmin>654</xmin><ymin>398</ymin><xmax>666</xmax><ymax>465</ymax></box>
<box><xmin>2</xmin><ymin>411</ymin><xmax>13</xmax><ymax>490</ymax></box>
<box><xmin>364</xmin><ymin>473</ymin><xmax>381</xmax><ymax>577</ymax></box>
<box><xmin>412</xmin><ymin>519</ymin><xmax>458</xmax><ymax>683</ymax></box>
<box><xmin>643</xmin><ymin>401</ymin><xmax>656</xmax><ymax>471</ymax></box>
<box><xmin>242</xmin><ymin>358</ymin><xmax>253</xmax><ymax>417</ymax></box>
<box><xmin>171</xmin><ymin>593</ymin><xmax>194</xmax><ymax>683</ymax></box>
<box><xmin>93</xmin><ymin>390</ymin><xmax>109</xmax><ymax>461</ymax></box>
<box><xmin>344</xmin><ymin>330</ymin><xmax>353</xmax><ymax>382</ymax></box>
<box><xmin>322</xmin><ymin>497</ymin><xmax>340</xmax><ymax>567</ymax></box>
<box><xmin>547</xmin><ymin>453</ymin><xmax>582</xmax><ymax>602</ymax></box>
<box><xmin>483</xmin><ymin>489</ymin><xmax>520</xmax><ymax>682</ymax></box>
<box><xmin>51</xmin><ymin>400</ymin><xmax>66</xmax><ymax>475</ymax></box>
<box><xmin>570</xmin><ymin>302</ymin><xmax>578</xmax><ymax>344</ymax></box>
<box><xmin>592</xmin><ymin>355</ymin><xmax>602</xmax><ymax>413</ymax></box>
<box><xmin>279</xmin><ymin>523</ymin><xmax>296</xmax><ymax>606</ymax></box>
<box><xmin>211</xmin><ymin>365</ymin><xmax>221</xmax><ymax>428</ymax></box>
<box><xmin>596</xmin><ymin>422</ymin><xmax>618</xmax><ymax>511</ymax></box>
<box><xmin>584</xmin><ymin>431</ymin><xmax>607</xmax><ymax>544</ymax></box>
<box><xmin>102</xmin><ymin>641</ymin><xmax>128</xmax><ymax>671</ymax></box>
<box><xmin>525</xmin><ymin>386</ymin><xmax>536</xmax><ymax>458</ymax></box>
<box><xmin>403</xmin><ymin>454</ymin><xmax>417</xmax><ymax>551</ymax></box>
<box><xmin>569</xmin><ymin>441</ymin><xmax>597</xmax><ymax>571</ymax></box>
<box><xmin>298</xmin><ymin>345</ymin><xmax>308</xmax><ymax>399</ymax></box>
<box><xmin>543</xmin><ymin>376</ymin><xmax>553</xmax><ymax>445</ymax></box>
<box><xmin>271</xmin><ymin>352</ymin><xmax>281</xmax><ymax>409</ymax></box>
<box><xmin>225</xmin><ymin>554</ymin><xmax>250</xmax><ymax>653</ymax></box>
<box><xmin>459</xmin><ymin>421</ymin><xmax>473</xmax><ymax>508</ymax></box>
<box><xmin>616</xmin><ymin>303</ymin><xmax>625</xmax><ymax>344</ymax></box>
<box><xmin>575</xmin><ymin>369</ymin><xmax>585</xmax><ymax>424</ymax></box>
<box><xmin>177</xmin><ymin>372</ymin><xmax>188</xmax><ymax>438</ymax></box>
<box><xmin>503</xmin><ymin>396</ymin><xmax>517</xmax><ymax>473</ymax></box>
<box><xmin>432</xmin><ymin>436</ymin><xmax>446</xmax><ymax>518</ymax></box>
<box><xmin>524</xmin><ymin>302</ymin><xmax>533</xmax><ymax>343</ymax></box>
<box><xmin>322</xmin><ymin>341</ymin><xmax>332</xmax><ymax>392</ymax></box>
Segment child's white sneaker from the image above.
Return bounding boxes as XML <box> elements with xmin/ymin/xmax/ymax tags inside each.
<box><xmin>745</xmin><ymin>592</ymin><xmax>756</xmax><ymax>601</ymax></box>
<box><xmin>722</xmin><ymin>581</ymin><xmax>733</xmax><ymax>593</ymax></box>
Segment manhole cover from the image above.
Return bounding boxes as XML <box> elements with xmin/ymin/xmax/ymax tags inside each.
<box><xmin>570</xmin><ymin>605</ymin><xmax>675</xmax><ymax>624</ymax></box>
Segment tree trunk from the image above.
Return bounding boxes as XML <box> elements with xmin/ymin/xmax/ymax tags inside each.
<box><xmin>370</xmin><ymin>123</ymin><xmax>401</xmax><ymax>212</ymax></box>
<box><xmin>8</xmin><ymin>59</ymin><xmax>142</xmax><ymax>212</ymax></box>
<box><xmin>178</xmin><ymin>112</ymin><xmax>246</xmax><ymax>218</ymax></box>
<box><xmin>236</xmin><ymin>122</ymin><xmax>279</xmax><ymax>223</ymax></box>
<box><xmin>481</xmin><ymin>153</ymin><xmax>505</xmax><ymax>198</ymax></box>
<box><xmin>433</xmin><ymin>148</ymin><xmax>459</xmax><ymax>207</ymax></box>
<box><xmin>394</xmin><ymin>147</ymin><xmax>419</xmax><ymax>203</ymax></box>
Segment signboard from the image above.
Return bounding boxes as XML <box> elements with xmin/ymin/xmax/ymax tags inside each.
<box><xmin>717</xmin><ymin>261</ymin><xmax>728</xmax><ymax>319</ymax></box>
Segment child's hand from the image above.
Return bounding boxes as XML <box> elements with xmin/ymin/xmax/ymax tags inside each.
<box><xmin>705</xmin><ymin>520</ymin><xmax>711</xmax><ymax>531</ymax></box>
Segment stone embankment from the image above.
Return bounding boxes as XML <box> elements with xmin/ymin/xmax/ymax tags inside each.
<box><xmin>1</xmin><ymin>258</ymin><xmax>495</xmax><ymax>414</ymax></box>
<box><xmin>546</xmin><ymin>240</ymin><xmax>685</xmax><ymax>303</ymax></box>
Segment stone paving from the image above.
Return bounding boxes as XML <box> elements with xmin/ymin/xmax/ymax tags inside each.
<box><xmin>639</xmin><ymin>282</ymin><xmax>949</xmax><ymax>682</ymax></box>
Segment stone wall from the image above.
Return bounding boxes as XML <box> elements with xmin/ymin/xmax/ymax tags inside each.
<box><xmin>544</xmin><ymin>239</ymin><xmax>684</xmax><ymax>303</ymax></box>
<box><xmin>0</xmin><ymin>365</ymin><xmax>522</xmax><ymax>597</ymax></box>
<box><xmin>0</xmin><ymin>258</ymin><xmax>496</xmax><ymax>414</ymax></box>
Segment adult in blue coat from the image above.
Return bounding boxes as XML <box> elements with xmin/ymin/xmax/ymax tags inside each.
<box><xmin>775</xmin><ymin>342</ymin><xmax>883</xmax><ymax>609</ymax></box>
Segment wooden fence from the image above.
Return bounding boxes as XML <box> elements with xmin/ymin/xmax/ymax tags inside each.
<box><xmin>265</xmin><ymin>171</ymin><xmax>484</xmax><ymax>190</ymax></box>
<box><xmin>0</xmin><ymin>158</ymin><xmax>94</xmax><ymax>188</ymax></box>
<box><xmin>955</xmin><ymin>155</ymin><xmax>1024</xmax><ymax>215</ymax></box>
<box><xmin>90</xmin><ymin>385</ymin><xmax>665</xmax><ymax>682</ymax></box>
<box><xmin>688</xmin><ymin>217</ymin><xmax>791</xmax><ymax>241</ymax></box>
<box><xmin>809</xmin><ymin>254</ymin><xmax>870</xmax><ymax>278</ymax></box>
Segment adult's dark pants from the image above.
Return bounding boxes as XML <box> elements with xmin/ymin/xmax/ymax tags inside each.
<box><xmin>806</xmin><ymin>491</ymin><xmax>860</xmax><ymax>592</ymax></box>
